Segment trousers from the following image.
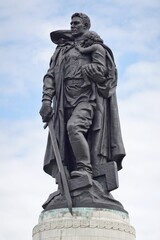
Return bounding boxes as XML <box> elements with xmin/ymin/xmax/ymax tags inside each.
<box><xmin>65</xmin><ymin>101</ymin><xmax>95</xmax><ymax>174</ymax></box>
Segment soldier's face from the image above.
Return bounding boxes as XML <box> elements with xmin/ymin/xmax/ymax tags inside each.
<box><xmin>70</xmin><ymin>17</ymin><xmax>87</xmax><ymax>37</ymax></box>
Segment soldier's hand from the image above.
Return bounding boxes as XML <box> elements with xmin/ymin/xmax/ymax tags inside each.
<box><xmin>83</xmin><ymin>65</ymin><xmax>105</xmax><ymax>83</ymax></box>
<box><xmin>39</xmin><ymin>101</ymin><xmax>52</xmax><ymax>122</ymax></box>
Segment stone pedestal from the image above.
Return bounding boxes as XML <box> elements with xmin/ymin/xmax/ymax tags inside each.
<box><xmin>32</xmin><ymin>208</ymin><xmax>136</xmax><ymax>240</ymax></box>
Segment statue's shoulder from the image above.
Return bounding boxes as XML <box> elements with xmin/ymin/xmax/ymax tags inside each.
<box><xmin>50</xmin><ymin>30</ymin><xmax>74</xmax><ymax>45</ymax></box>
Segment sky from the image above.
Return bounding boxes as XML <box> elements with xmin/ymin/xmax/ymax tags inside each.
<box><xmin>0</xmin><ymin>0</ymin><xmax>160</xmax><ymax>239</ymax></box>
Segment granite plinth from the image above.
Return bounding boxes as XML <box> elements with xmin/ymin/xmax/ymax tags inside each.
<box><xmin>32</xmin><ymin>208</ymin><xmax>136</xmax><ymax>240</ymax></box>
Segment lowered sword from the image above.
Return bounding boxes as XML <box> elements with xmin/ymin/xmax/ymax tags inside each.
<box><xmin>44</xmin><ymin>113</ymin><xmax>72</xmax><ymax>215</ymax></box>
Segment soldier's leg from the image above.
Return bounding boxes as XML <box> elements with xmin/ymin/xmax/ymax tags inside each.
<box><xmin>67</xmin><ymin>102</ymin><xmax>94</xmax><ymax>175</ymax></box>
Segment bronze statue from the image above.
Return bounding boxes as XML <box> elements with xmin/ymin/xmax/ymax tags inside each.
<box><xmin>39</xmin><ymin>13</ymin><xmax>126</xmax><ymax>213</ymax></box>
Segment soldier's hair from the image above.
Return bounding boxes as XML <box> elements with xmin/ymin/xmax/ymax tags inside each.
<box><xmin>71</xmin><ymin>13</ymin><xmax>91</xmax><ymax>30</ymax></box>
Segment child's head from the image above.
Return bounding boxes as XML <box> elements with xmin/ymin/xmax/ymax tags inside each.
<box><xmin>83</xmin><ymin>31</ymin><xmax>103</xmax><ymax>47</ymax></box>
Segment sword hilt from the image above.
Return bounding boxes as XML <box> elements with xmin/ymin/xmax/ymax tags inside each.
<box><xmin>43</xmin><ymin>110</ymin><xmax>54</xmax><ymax>129</ymax></box>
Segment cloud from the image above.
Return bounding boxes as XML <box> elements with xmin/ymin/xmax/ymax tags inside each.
<box><xmin>119</xmin><ymin>61</ymin><xmax>160</xmax><ymax>95</ymax></box>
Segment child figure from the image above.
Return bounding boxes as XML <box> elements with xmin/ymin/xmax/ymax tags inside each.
<box><xmin>75</xmin><ymin>31</ymin><xmax>106</xmax><ymax>87</ymax></box>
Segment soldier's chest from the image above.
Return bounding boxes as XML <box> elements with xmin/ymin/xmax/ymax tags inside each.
<box><xmin>65</xmin><ymin>47</ymin><xmax>90</xmax><ymax>65</ymax></box>
<box><xmin>65</xmin><ymin>48</ymin><xmax>81</xmax><ymax>63</ymax></box>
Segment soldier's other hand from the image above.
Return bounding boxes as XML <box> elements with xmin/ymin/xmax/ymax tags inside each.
<box><xmin>39</xmin><ymin>101</ymin><xmax>52</xmax><ymax>122</ymax></box>
<box><xmin>83</xmin><ymin>65</ymin><xmax>105</xmax><ymax>83</ymax></box>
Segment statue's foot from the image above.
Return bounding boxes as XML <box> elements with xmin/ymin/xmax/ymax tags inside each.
<box><xmin>71</xmin><ymin>169</ymin><xmax>92</xmax><ymax>178</ymax></box>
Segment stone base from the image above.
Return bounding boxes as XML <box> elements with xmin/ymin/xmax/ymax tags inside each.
<box><xmin>32</xmin><ymin>208</ymin><xmax>136</xmax><ymax>240</ymax></box>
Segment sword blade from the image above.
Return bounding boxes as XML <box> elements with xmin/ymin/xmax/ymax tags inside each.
<box><xmin>47</xmin><ymin>120</ymin><xmax>72</xmax><ymax>214</ymax></box>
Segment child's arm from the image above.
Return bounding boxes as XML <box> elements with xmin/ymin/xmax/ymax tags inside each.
<box><xmin>75</xmin><ymin>44</ymin><xmax>98</xmax><ymax>53</ymax></box>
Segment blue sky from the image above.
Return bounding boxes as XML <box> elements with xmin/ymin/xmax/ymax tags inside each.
<box><xmin>0</xmin><ymin>1</ymin><xmax>160</xmax><ymax>240</ymax></box>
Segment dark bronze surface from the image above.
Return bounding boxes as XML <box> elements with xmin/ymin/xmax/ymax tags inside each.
<box><xmin>39</xmin><ymin>12</ymin><xmax>126</xmax><ymax>213</ymax></box>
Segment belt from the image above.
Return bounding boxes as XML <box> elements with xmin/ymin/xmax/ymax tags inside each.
<box><xmin>64</xmin><ymin>78</ymin><xmax>84</xmax><ymax>85</ymax></box>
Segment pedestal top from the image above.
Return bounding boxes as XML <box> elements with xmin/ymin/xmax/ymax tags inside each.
<box><xmin>39</xmin><ymin>207</ymin><xmax>129</xmax><ymax>223</ymax></box>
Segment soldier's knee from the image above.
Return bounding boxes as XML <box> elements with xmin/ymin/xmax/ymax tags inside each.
<box><xmin>67</xmin><ymin>120</ymin><xmax>78</xmax><ymax>135</ymax></box>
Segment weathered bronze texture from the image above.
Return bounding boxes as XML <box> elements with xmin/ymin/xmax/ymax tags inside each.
<box><xmin>39</xmin><ymin>13</ymin><xmax>126</xmax><ymax>212</ymax></box>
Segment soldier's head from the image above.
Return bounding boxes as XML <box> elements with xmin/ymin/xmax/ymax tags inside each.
<box><xmin>70</xmin><ymin>13</ymin><xmax>91</xmax><ymax>37</ymax></box>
